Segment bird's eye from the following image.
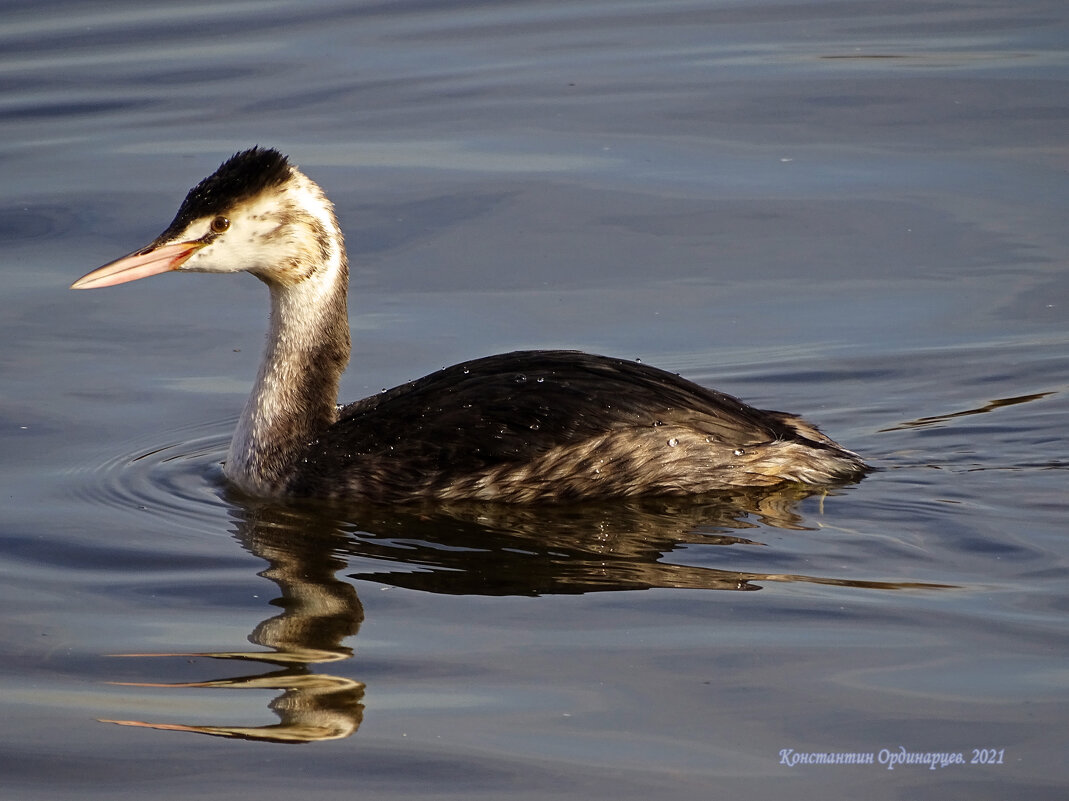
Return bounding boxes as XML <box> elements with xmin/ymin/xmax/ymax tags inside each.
<box><xmin>210</xmin><ymin>216</ymin><xmax>230</xmax><ymax>234</ymax></box>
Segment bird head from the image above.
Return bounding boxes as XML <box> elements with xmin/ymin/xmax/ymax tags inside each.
<box><xmin>72</xmin><ymin>147</ymin><xmax>343</xmax><ymax>290</ymax></box>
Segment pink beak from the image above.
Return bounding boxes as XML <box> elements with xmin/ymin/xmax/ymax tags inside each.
<box><xmin>71</xmin><ymin>241</ymin><xmax>206</xmax><ymax>289</ymax></box>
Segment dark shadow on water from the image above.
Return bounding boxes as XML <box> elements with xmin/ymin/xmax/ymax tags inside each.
<box><xmin>879</xmin><ymin>390</ymin><xmax>1056</xmax><ymax>432</ymax></box>
<box><xmin>102</xmin><ymin>485</ymin><xmax>951</xmax><ymax>743</ymax></box>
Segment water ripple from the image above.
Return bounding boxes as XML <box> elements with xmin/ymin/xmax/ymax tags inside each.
<box><xmin>65</xmin><ymin>417</ymin><xmax>233</xmax><ymax>536</ymax></box>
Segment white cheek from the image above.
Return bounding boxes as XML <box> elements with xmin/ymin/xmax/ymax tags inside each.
<box><xmin>181</xmin><ymin>246</ymin><xmax>222</xmax><ymax>273</ymax></box>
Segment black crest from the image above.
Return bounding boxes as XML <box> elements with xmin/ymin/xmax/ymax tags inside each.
<box><xmin>158</xmin><ymin>147</ymin><xmax>292</xmax><ymax>239</ymax></box>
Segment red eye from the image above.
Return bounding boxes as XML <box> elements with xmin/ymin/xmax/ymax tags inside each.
<box><xmin>210</xmin><ymin>216</ymin><xmax>230</xmax><ymax>234</ymax></box>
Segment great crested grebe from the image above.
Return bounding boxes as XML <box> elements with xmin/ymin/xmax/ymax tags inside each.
<box><xmin>72</xmin><ymin>147</ymin><xmax>867</xmax><ymax>503</ymax></box>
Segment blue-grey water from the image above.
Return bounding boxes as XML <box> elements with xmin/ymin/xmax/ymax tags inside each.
<box><xmin>2</xmin><ymin>1</ymin><xmax>1068</xmax><ymax>799</ymax></box>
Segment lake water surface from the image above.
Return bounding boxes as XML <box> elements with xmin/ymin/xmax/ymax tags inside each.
<box><xmin>2</xmin><ymin>1</ymin><xmax>1068</xmax><ymax>799</ymax></box>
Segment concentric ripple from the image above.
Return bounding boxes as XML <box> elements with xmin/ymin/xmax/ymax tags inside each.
<box><xmin>65</xmin><ymin>417</ymin><xmax>235</xmax><ymax>536</ymax></box>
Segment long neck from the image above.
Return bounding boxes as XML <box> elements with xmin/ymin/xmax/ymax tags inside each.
<box><xmin>224</xmin><ymin>243</ymin><xmax>350</xmax><ymax>496</ymax></box>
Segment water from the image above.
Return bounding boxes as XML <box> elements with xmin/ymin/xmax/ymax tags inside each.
<box><xmin>2</xmin><ymin>1</ymin><xmax>1068</xmax><ymax>798</ymax></box>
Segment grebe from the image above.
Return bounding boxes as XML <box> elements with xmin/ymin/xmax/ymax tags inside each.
<box><xmin>71</xmin><ymin>147</ymin><xmax>867</xmax><ymax>503</ymax></box>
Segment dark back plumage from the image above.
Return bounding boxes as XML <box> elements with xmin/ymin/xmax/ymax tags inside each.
<box><xmin>289</xmin><ymin>350</ymin><xmax>856</xmax><ymax>501</ymax></box>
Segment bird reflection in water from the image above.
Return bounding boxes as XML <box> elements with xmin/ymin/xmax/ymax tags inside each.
<box><xmin>102</xmin><ymin>514</ymin><xmax>366</xmax><ymax>743</ymax></box>
<box><xmin>101</xmin><ymin>486</ymin><xmax>950</xmax><ymax>742</ymax></box>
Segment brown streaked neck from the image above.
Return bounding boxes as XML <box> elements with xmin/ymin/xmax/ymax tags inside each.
<box><xmin>224</xmin><ymin>237</ymin><xmax>350</xmax><ymax>496</ymax></box>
